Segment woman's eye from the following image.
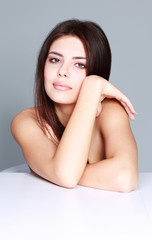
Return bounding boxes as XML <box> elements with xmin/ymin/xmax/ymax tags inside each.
<box><xmin>49</xmin><ymin>58</ymin><xmax>60</xmax><ymax>63</ymax></box>
<box><xmin>75</xmin><ymin>63</ymin><xmax>86</xmax><ymax>69</ymax></box>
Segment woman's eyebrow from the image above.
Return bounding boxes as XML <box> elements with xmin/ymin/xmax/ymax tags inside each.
<box><xmin>73</xmin><ymin>56</ymin><xmax>86</xmax><ymax>60</ymax></box>
<box><xmin>48</xmin><ymin>51</ymin><xmax>63</xmax><ymax>57</ymax></box>
<box><xmin>48</xmin><ymin>51</ymin><xmax>86</xmax><ymax>59</ymax></box>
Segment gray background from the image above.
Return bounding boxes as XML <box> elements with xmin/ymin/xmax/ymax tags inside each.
<box><xmin>0</xmin><ymin>0</ymin><xmax>151</xmax><ymax>171</ymax></box>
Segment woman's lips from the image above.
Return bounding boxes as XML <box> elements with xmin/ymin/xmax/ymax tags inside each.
<box><xmin>53</xmin><ymin>82</ymin><xmax>72</xmax><ymax>91</ymax></box>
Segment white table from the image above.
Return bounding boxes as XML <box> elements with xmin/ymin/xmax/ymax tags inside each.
<box><xmin>0</xmin><ymin>171</ymin><xmax>152</xmax><ymax>240</ymax></box>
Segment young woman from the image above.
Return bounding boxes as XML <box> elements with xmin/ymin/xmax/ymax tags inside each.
<box><xmin>11</xmin><ymin>19</ymin><xmax>138</xmax><ymax>192</ymax></box>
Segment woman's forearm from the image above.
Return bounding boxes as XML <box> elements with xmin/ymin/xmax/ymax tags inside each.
<box><xmin>78</xmin><ymin>157</ymin><xmax>138</xmax><ymax>192</ymax></box>
<box><xmin>53</xmin><ymin>77</ymin><xmax>103</xmax><ymax>187</ymax></box>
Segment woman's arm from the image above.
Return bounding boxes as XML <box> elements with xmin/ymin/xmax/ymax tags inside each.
<box><xmin>11</xmin><ymin>76</ymin><xmax>136</xmax><ymax>189</ymax></box>
<box><xmin>11</xmin><ymin>77</ymin><xmax>103</xmax><ymax>188</ymax></box>
<box><xmin>78</xmin><ymin>99</ymin><xmax>138</xmax><ymax>192</ymax></box>
<box><xmin>49</xmin><ymin>76</ymin><xmax>136</xmax><ymax>188</ymax></box>
<box><xmin>52</xmin><ymin>76</ymin><xmax>103</xmax><ymax>187</ymax></box>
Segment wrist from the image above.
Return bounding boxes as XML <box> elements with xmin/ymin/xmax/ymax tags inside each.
<box><xmin>84</xmin><ymin>75</ymin><xmax>106</xmax><ymax>94</ymax></box>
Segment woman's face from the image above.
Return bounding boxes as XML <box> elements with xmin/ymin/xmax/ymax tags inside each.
<box><xmin>44</xmin><ymin>35</ymin><xmax>87</xmax><ymax>105</ymax></box>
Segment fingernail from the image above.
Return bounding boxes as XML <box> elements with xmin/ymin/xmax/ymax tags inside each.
<box><xmin>130</xmin><ymin>115</ymin><xmax>135</xmax><ymax>120</ymax></box>
<box><xmin>132</xmin><ymin>110</ymin><xmax>138</xmax><ymax>114</ymax></box>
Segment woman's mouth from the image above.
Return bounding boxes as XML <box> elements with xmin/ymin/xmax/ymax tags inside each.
<box><xmin>53</xmin><ymin>82</ymin><xmax>72</xmax><ymax>91</ymax></box>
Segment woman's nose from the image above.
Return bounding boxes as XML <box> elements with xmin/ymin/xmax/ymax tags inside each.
<box><xmin>58</xmin><ymin>63</ymin><xmax>70</xmax><ymax>78</ymax></box>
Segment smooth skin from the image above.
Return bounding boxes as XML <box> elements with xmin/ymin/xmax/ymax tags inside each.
<box><xmin>11</xmin><ymin>36</ymin><xmax>138</xmax><ymax>192</ymax></box>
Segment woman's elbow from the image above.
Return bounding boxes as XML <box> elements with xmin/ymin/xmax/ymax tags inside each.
<box><xmin>55</xmin><ymin>169</ymin><xmax>77</xmax><ymax>189</ymax></box>
<box><xmin>116</xmin><ymin>171</ymin><xmax>138</xmax><ymax>193</ymax></box>
<box><xmin>60</xmin><ymin>179</ymin><xmax>77</xmax><ymax>189</ymax></box>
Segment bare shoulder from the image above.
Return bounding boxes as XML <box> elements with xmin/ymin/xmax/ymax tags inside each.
<box><xmin>98</xmin><ymin>98</ymin><xmax>131</xmax><ymax>133</ymax></box>
<box><xmin>11</xmin><ymin>107</ymin><xmax>36</xmax><ymax>122</ymax></box>
<box><xmin>96</xmin><ymin>98</ymin><xmax>138</xmax><ymax>155</ymax></box>
<box><xmin>11</xmin><ymin>107</ymin><xmax>59</xmax><ymax>183</ymax></box>
<box><xmin>102</xmin><ymin>98</ymin><xmax>129</xmax><ymax>119</ymax></box>
<box><xmin>97</xmin><ymin>98</ymin><xmax>138</xmax><ymax>160</ymax></box>
<box><xmin>11</xmin><ymin>108</ymin><xmax>38</xmax><ymax>142</ymax></box>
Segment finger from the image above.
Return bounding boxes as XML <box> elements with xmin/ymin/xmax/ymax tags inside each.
<box><xmin>120</xmin><ymin>95</ymin><xmax>136</xmax><ymax>114</ymax></box>
<box><xmin>109</xmin><ymin>84</ymin><xmax>136</xmax><ymax>114</ymax></box>
<box><xmin>102</xmin><ymin>81</ymin><xmax>137</xmax><ymax>117</ymax></box>
<box><xmin>96</xmin><ymin>102</ymin><xmax>102</xmax><ymax>117</ymax></box>
<box><xmin>120</xmin><ymin>100</ymin><xmax>135</xmax><ymax>120</ymax></box>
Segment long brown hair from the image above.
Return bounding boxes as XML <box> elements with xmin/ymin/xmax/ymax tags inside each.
<box><xmin>34</xmin><ymin>19</ymin><xmax>112</xmax><ymax>141</ymax></box>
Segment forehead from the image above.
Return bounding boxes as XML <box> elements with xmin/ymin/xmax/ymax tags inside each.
<box><xmin>49</xmin><ymin>35</ymin><xmax>86</xmax><ymax>56</ymax></box>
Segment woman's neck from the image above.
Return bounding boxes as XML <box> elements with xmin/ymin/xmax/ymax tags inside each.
<box><xmin>55</xmin><ymin>103</ymin><xmax>75</xmax><ymax>127</ymax></box>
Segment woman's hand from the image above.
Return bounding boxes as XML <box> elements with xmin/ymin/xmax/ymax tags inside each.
<box><xmin>86</xmin><ymin>75</ymin><xmax>137</xmax><ymax>120</ymax></box>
